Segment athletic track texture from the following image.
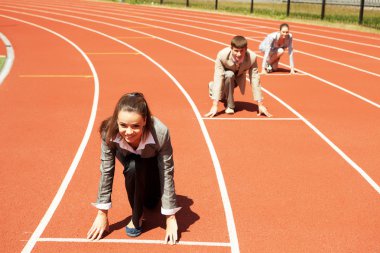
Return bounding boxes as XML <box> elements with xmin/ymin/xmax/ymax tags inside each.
<box><xmin>0</xmin><ymin>0</ymin><xmax>379</xmax><ymax>252</ymax></box>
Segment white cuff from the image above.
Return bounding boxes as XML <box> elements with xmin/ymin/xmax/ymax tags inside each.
<box><xmin>92</xmin><ymin>202</ymin><xmax>112</xmax><ymax>210</ymax></box>
<box><xmin>161</xmin><ymin>207</ymin><xmax>181</xmax><ymax>215</ymax></box>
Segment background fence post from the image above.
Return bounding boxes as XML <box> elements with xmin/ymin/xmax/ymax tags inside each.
<box><xmin>286</xmin><ymin>0</ymin><xmax>291</xmax><ymax>16</ymax></box>
<box><xmin>160</xmin><ymin>0</ymin><xmax>163</xmax><ymax>4</ymax></box>
<box><xmin>250</xmin><ymin>0</ymin><xmax>254</xmax><ymax>13</ymax></box>
<box><xmin>359</xmin><ymin>0</ymin><xmax>365</xmax><ymax>24</ymax></box>
<box><xmin>321</xmin><ymin>0</ymin><xmax>326</xmax><ymax>19</ymax></box>
<box><xmin>186</xmin><ymin>0</ymin><xmax>189</xmax><ymax>7</ymax></box>
<box><xmin>215</xmin><ymin>0</ymin><xmax>218</xmax><ymax>10</ymax></box>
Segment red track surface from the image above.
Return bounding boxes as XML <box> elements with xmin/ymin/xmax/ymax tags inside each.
<box><xmin>0</xmin><ymin>0</ymin><xmax>379</xmax><ymax>252</ymax></box>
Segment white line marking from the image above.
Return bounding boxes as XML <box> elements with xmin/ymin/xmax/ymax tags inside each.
<box><xmin>107</xmin><ymin>4</ymin><xmax>380</xmax><ymax>62</ymax></box>
<box><xmin>228</xmin><ymin>16</ymin><xmax>380</xmax><ymax>41</ymax></box>
<box><xmin>297</xmin><ymin>50</ymin><xmax>380</xmax><ymax>78</ymax></box>
<box><xmin>0</xmin><ymin>32</ymin><xmax>14</xmax><ymax>85</ymax></box>
<box><xmin>37</xmin><ymin>238</ymin><xmax>231</xmax><ymax>247</ymax></box>
<box><xmin>203</xmin><ymin>117</ymin><xmax>301</xmax><ymax>121</ymax></box>
<box><xmin>0</xmin><ymin>15</ymin><xmax>100</xmax><ymax>253</ymax></box>
<box><xmin>260</xmin><ymin>73</ymin><xmax>307</xmax><ymax>76</ymax></box>
<box><xmin>4</xmin><ymin>3</ymin><xmax>379</xmax><ymax>195</ymax></box>
<box><xmin>0</xmin><ymin>9</ymin><xmax>240</xmax><ymax>253</ymax></box>
<box><xmin>13</xmin><ymin>2</ymin><xmax>380</xmax><ymax>61</ymax></box>
<box><xmin>11</xmin><ymin>2</ymin><xmax>379</xmax><ymax>107</ymax></box>
<box><xmin>262</xmin><ymin>87</ymin><xmax>380</xmax><ymax>194</ymax></box>
<box><xmin>114</xmin><ymin>6</ymin><xmax>380</xmax><ymax>62</ymax></box>
<box><xmin>114</xmin><ymin>4</ymin><xmax>380</xmax><ymax>49</ymax></box>
<box><xmin>84</xmin><ymin>0</ymin><xmax>380</xmax><ymax>42</ymax></box>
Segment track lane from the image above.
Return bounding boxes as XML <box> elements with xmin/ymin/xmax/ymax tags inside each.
<box><xmin>1</xmin><ymin>1</ymin><xmax>379</xmax><ymax>252</ymax></box>
<box><xmin>16</xmin><ymin>2</ymin><xmax>376</xmax><ymax>252</ymax></box>
<box><xmin>27</xmin><ymin>1</ymin><xmax>380</xmax><ymax>61</ymax></box>
<box><xmin>0</xmin><ymin>15</ymin><xmax>95</xmax><ymax>253</ymax></box>
<box><xmin>107</xmin><ymin>3</ymin><xmax>380</xmax><ymax>50</ymax></box>
<box><xmin>0</xmin><ymin>7</ymin><xmax>236</xmax><ymax>253</ymax></box>
<box><xmin>8</xmin><ymin>1</ymin><xmax>379</xmax><ymax>106</ymax></box>
<box><xmin>16</xmin><ymin>0</ymin><xmax>378</xmax><ymax>176</ymax></box>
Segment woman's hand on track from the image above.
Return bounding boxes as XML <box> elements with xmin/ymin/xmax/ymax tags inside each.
<box><xmin>164</xmin><ymin>215</ymin><xmax>178</xmax><ymax>245</ymax></box>
<box><xmin>87</xmin><ymin>210</ymin><xmax>109</xmax><ymax>241</ymax></box>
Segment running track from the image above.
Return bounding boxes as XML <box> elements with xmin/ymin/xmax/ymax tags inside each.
<box><xmin>0</xmin><ymin>0</ymin><xmax>379</xmax><ymax>252</ymax></box>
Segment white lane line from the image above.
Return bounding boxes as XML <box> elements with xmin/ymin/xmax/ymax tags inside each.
<box><xmin>97</xmin><ymin>4</ymin><xmax>380</xmax><ymax>62</ymax></box>
<box><xmin>260</xmin><ymin>73</ymin><xmax>307</xmax><ymax>76</ymax></box>
<box><xmin>111</xmin><ymin>4</ymin><xmax>380</xmax><ymax>49</ymax></box>
<box><xmin>10</xmin><ymin>1</ymin><xmax>380</xmax><ymax>107</ymax></box>
<box><xmin>262</xmin><ymin>87</ymin><xmax>380</xmax><ymax>194</ymax></box>
<box><xmin>84</xmin><ymin>0</ymin><xmax>380</xmax><ymax>42</ymax></box>
<box><xmin>3</xmin><ymin>5</ymin><xmax>379</xmax><ymax>195</ymax></box>
<box><xmin>0</xmin><ymin>15</ymin><xmax>100</xmax><ymax>253</ymax></box>
<box><xmin>13</xmin><ymin>2</ymin><xmax>380</xmax><ymax>61</ymax></box>
<box><xmin>0</xmin><ymin>9</ymin><xmax>240</xmax><ymax>253</ymax></box>
<box><xmin>114</xmin><ymin>7</ymin><xmax>380</xmax><ymax>62</ymax></box>
<box><xmin>0</xmin><ymin>32</ymin><xmax>15</xmax><ymax>85</ymax></box>
<box><xmin>37</xmin><ymin>238</ymin><xmax>231</xmax><ymax>247</ymax></box>
<box><xmin>298</xmin><ymin>50</ymin><xmax>380</xmax><ymax>77</ymax></box>
<box><xmin>106</xmin><ymin>5</ymin><xmax>380</xmax><ymax>62</ymax></box>
<box><xmin>227</xmin><ymin>16</ymin><xmax>380</xmax><ymax>41</ymax></box>
<box><xmin>203</xmin><ymin>117</ymin><xmax>301</xmax><ymax>121</ymax></box>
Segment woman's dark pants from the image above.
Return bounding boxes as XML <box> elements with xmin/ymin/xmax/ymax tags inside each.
<box><xmin>123</xmin><ymin>154</ymin><xmax>161</xmax><ymax>228</ymax></box>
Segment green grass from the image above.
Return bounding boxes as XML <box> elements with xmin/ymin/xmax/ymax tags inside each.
<box><xmin>108</xmin><ymin>0</ymin><xmax>380</xmax><ymax>32</ymax></box>
<box><xmin>0</xmin><ymin>56</ymin><xmax>5</xmax><ymax>71</ymax></box>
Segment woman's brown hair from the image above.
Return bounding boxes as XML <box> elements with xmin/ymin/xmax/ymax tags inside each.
<box><xmin>99</xmin><ymin>92</ymin><xmax>153</xmax><ymax>147</ymax></box>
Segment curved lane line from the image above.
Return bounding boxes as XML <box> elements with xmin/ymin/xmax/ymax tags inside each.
<box><xmin>4</xmin><ymin>3</ymin><xmax>378</xmax><ymax>107</ymax></box>
<box><xmin>0</xmin><ymin>32</ymin><xmax>15</xmax><ymax>85</ymax></box>
<box><xmin>2</xmin><ymin>6</ymin><xmax>379</xmax><ymax>195</ymax></box>
<box><xmin>116</xmin><ymin>4</ymin><xmax>380</xmax><ymax>49</ymax></box>
<box><xmin>73</xmin><ymin>4</ymin><xmax>380</xmax><ymax>75</ymax></box>
<box><xmin>16</xmin><ymin>2</ymin><xmax>380</xmax><ymax>61</ymax></box>
<box><xmin>0</xmin><ymin>10</ymin><xmax>240</xmax><ymax>253</ymax></box>
<box><xmin>55</xmin><ymin>2</ymin><xmax>380</xmax><ymax>74</ymax></box>
<box><xmin>0</xmin><ymin>15</ymin><xmax>100</xmax><ymax>253</ymax></box>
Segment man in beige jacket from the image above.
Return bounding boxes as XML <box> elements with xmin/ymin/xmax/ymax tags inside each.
<box><xmin>205</xmin><ymin>36</ymin><xmax>272</xmax><ymax>117</ymax></box>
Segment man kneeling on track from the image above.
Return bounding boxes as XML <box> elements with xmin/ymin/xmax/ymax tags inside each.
<box><xmin>205</xmin><ymin>35</ymin><xmax>272</xmax><ymax>118</ymax></box>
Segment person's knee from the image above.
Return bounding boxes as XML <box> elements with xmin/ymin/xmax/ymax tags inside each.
<box><xmin>224</xmin><ymin>70</ymin><xmax>235</xmax><ymax>79</ymax></box>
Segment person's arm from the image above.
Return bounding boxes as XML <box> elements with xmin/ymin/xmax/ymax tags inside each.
<box><xmin>288</xmin><ymin>35</ymin><xmax>295</xmax><ymax>74</ymax></box>
<box><xmin>87</xmin><ymin>139</ymin><xmax>115</xmax><ymax>240</ymax></box>
<box><xmin>249</xmin><ymin>56</ymin><xmax>272</xmax><ymax>117</ymax></box>
<box><xmin>165</xmin><ymin>214</ymin><xmax>178</xmax><ymax>245</ymax></box>
<box><xmin>261</xmin><ymin>35</ymin><xmax>274</xmax><ymax>74</ymax></box>
<box><xmin>157</xmin><ymin>127</ymin><xmax>181</xmax><ymax>244</ymax></box>
<box><xmin>204</xmin><ymin>99</ymin><xmax>219</xmax><ymax>118</ymax></box>
<box><xmin>205</xmin><ymin>53</ymin><xmax>225</xmax><ymax>117</ymax></box>
<box><xmin>87</xmin><ymin>209</ymin><xmax>109</xmax><ymax>241</ymax></box>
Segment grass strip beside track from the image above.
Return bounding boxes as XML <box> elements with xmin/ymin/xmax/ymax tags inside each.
<box><xmin>0</xmin><ymin>56</ymin><xmax>5</xmax><ymax>70</ymax></box>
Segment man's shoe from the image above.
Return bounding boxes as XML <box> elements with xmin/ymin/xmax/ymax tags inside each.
<box><xmin>225</xmin><ymin>107</ymin><xmax>234</xmax><ymax>114</ymax></box>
